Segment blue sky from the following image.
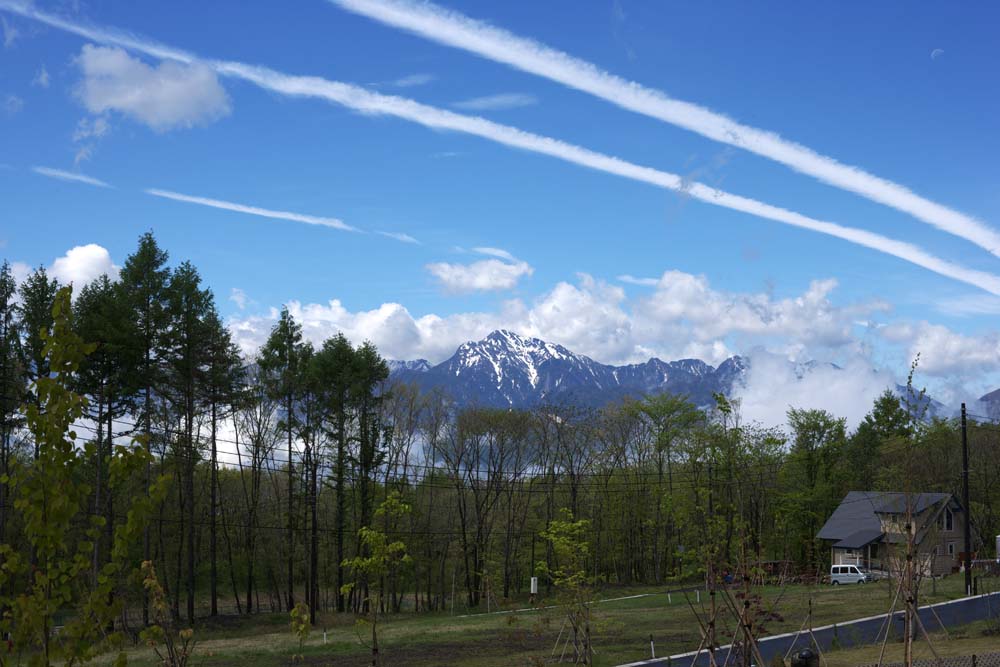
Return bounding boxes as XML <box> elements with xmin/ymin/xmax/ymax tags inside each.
<box><xmin>1</xmin><ymin>0</ymin><xmax>999</xmax><ymax>421</ymax></box>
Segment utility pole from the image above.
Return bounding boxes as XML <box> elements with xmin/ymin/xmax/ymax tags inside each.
<box><xmin>962</xmin><ymin>403</ymin><xmax>972</xmax><ymax>596</ymax></box>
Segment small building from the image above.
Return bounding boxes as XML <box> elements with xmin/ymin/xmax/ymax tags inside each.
<box><xmin>816</xmin><ymin>491</ymin><xmax>971</xmax><ymax>576</ymax></box>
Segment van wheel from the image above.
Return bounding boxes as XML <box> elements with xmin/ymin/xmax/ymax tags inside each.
<box><xmin>832</xmin><ymin>581</ymin><xmax>840</xmax><ymax>586</ymax></box>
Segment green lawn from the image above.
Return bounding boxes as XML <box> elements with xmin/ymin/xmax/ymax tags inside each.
<box><xmin>93</xmin><ymin>576</ymin><xmax>983</xmax><ymax>667</ymax></box>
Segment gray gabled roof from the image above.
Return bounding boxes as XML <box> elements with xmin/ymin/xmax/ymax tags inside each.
<box><xmin>832</xmin><ymin>528</ymin><xmax>884</xmax><ymax>550</ymax></box>
<box><xmin>817</xmin><ymin>491</ymin><xmax>953</xmax><ymax>542</ymax></box>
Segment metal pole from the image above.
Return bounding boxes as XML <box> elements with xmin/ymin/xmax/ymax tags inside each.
<box><xmin>962</xmin><ymin>403</ymin><xmax>973</xmax><ymax>596</ymax></box>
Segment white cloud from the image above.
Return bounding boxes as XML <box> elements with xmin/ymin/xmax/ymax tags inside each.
<box><xmin>145</xmin><ymin>189</ymin><xmax>359</xmax><ymax>232</ymax></box>
<box><xmin>934</xmin><ymin>294</ymin><xmax>1000</xmax><ymax>317</ymax></box>
<box><xmin>453</xmin><ymin>92</ymin><xmax>537</xmax><ymax>111</ymax></box>
<box><xmin>11</xmin><ymin>3</ymin><xmax>1000</xmax><ymax>295</ymax></box>
<box><xmin>377</xmin><ymin>230</ymin><xmax>420</xmax><ymax>244</ymax></box>
<box><xmin>617</xmin><ymin>274</ymin><xmax>658</xmax><ymax>286</ymax></box>
<box><xmin>426</xmin><ymin>257</ymin><xmax>533</xmax><ymax>292</ymax></box>
<box><xmin>3</xmin><ymin>94</ymin><xmax>23</xmax><ymax>115</ymax></box>
<box><xmin>74</xmin><ymin>44</ymin><xmax>230</xmax><ymax>131</ymax></box>
<box><xmin>227</xmin><ymin>270</ymin><xmax>883</xmax><ymax>369</ymax></box>
<box><xmin>881</xmin><ymin>321</ymin><xmax>1000</xmax><ymax>376</ymax></box>
<box><xmin>32</xmin><ymin>65</ymin><xmax>50</xmax><ymax>88</ymax></box>
<box><xmin>73</xmin><ymin>115</ymin><xmax>110</xmax><ymax>141</ymax></box>
<box><xmin>472</xmin><ymin>246</ymin><xmax>516</xmax><ymax>261</ymax></box>
<box><xmin>10</xmin><ymin>261</ymin><xmax>30</xmax><ymax>285</ymax></box>
<box><xmin>230</xmin><ymin>287</ymin><xmax>250</xmax><ymax>310</ymax></box>
<box><xmin>1</xmin><ymin>15</ymin><xmax>18</xmax><ymax>48</ymax></box>
<box><xmin>50</xmin><ymin>243</ymin><xmax>120</xmax><ymax>287</ymax></box>
<box><xmin>329</xmin><ymin>0</ymin><xmax>1000</xmax><ymax>258</ymax></box>
<box><xmin>735</xmin><ymin>349</ymin><xmax>896</xmax><ymax>429</ymax></box>
<box><xmin>390</xmin><ymin>72</ymin><xmax>434</xmax><ymax>87</ymax></box>
<box><xmin>32</xmin><ymin>166</ymin><xmax>111</xmax><ymax>188</ymax></box>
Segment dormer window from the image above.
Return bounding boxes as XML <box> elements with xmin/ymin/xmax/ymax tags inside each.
<box><xmin>937</xmin><ymin>507</ymin><xmax>954</xmax><ymax>532</ymax></box>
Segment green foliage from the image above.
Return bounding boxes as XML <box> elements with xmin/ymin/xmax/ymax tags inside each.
<box><xmin>537</xmin><ymin>508</ymin><xmax>592</xmax><ymax>593</ymax></box>
<box><xmin>289</xmin><ymin>602</ymin><xmax>311</xmax><ymax>661</ymax></box>
<box><xmin>138</xmin><ymin>560</ymin><xmax>195</xmax><ymax>667</ymax></box>
<box><xmin>0</xmin><ymin>287</ymin><xmax>166</xmax><ymax>666</ymax></box>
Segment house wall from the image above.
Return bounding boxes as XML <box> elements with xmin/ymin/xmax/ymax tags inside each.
<box><xmin>876</xmin><ymin>506</ymin><xmax>968</xmax><ymax>576</ymax></box>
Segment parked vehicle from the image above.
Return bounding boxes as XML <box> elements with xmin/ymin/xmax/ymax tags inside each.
<box><xmin>830</xmin><ymin>564</ymin><xmax>869</xmax><ymax>585</ymax></box>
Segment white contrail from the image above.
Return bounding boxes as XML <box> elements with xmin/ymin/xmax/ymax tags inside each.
<box><xmin>146</xmin><ymin>189</ymin><xmax>358</xmax><ymax>232</ymax></box>
<box><xmin>6</xmin><ymin>1</ymin><xmax>1000</xmax><ymax>295</ymax></box>
<box><xmin>328</xmin><ymin>0</ymin><xmax>1000</xmax><ymax>258</ymax></box>
<box><xmin>32</xmin><ymin>165</ymin><xmax>111</xmax><ymax>187</ymax></box>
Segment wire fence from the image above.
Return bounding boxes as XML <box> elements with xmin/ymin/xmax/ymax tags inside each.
<box><xmin>859</xmin><ymin>653</ymin><xmax>1000</xmax><ymax>667</ymax></box>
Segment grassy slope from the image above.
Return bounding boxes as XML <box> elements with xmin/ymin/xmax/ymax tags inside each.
<box><xmin>96</xmin><ymin>576</ymin><xmax>988</xmax><ymax>667</ymax></box>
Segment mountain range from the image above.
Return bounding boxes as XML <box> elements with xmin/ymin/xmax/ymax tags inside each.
<box><xmin>389</xmin><ymin>330</ymin><xmax>998</xmax><ymax>414</ymax></box>
<box><xmin>388</xmin><ymin>329</ymin><xmax>746</xmax><ymax>408</ymax></box>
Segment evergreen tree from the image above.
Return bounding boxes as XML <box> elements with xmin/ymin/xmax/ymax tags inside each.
<box><xmin>312</xmin><ymin>332</ymin><xmax>356</xmax><ymax>613</ymax></box>
<box><xmin>162</xmin><ymin>261</ymin><xmax>214</xmax><ymax>624</ymax></box>
<box><xmin>203</xmin><ymin>307</ymin><xmax>244</xmax><ymax>617</ymax></box>
<box><xmin>18</xmin><ymin>267</ymin><xmax>60</xmax><ymax>444</ymax></box>
<box><xmin>0</xmin><ymin>261</ymin><xmax>25</xmax><ymax>545</ymax></box>
<box><xmin>73</xmin><ymin>275</ymin><xmax>138</xmax><ymax>583</ymax></box>
<box><xmin>118</xmin><ymin>231</ymin><xmax>171</xmax><ymax>624</ymax></box>
<box><xmin>258</xmin><ymin>307</ymin><xmax>307</xmax><ymax>612</ymax></box>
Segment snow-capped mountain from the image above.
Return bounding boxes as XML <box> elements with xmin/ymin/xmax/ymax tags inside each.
<box><xmin>389</xmin><ymin>330</ymin><xmax>747</xmax><ymax>408</ymax></box>
<box><xmin>386</xmin><ymin>359</ymin><xmax>432</xmax><ymax>374</ymax></box>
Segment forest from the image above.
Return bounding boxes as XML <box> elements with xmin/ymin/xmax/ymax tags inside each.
<box><xmin>1</xmin><ymin>233</ymin><xmax>999</xmax><ymax>661</ymax></box>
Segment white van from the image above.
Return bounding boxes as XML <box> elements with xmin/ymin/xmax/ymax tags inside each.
<box><xmin>830</xmin><ymin>564</ymin><xmax>869</xmax><ymax>585</ymax></box>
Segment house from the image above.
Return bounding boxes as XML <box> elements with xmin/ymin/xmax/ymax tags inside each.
<box><xmin>816</xmin><ymin>491</ymin><xmax>971</xmax><ymax>576</ymax></box>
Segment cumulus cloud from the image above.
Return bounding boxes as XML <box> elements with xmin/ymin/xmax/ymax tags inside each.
<box><xmin>452</xmin><ymin>93</ymin><xmax>537</xmax><ymax>111</ymax></box>
<box><xmin>634</xmin><ymin>273</ymin><xmax>886</xmax><ymax>348</ymax></box>
<box><xmin>50</xmin><ymin>243</ymin><xmax>120</xmax><ymax>287</ymax></box>
<box><xmin>10</xmin><ymin>261</ymin><xmax>30</xmax><ymax>286</ymax></box>
<box><xmin>426</xmin><ymin>248</ymin><xmax>533</xmax><ymax>292</ymax></box>
<box><xmin>227</xmin><ymin>269</ymin><xmax>886</xmax><ymax>369</ymax></box>
<box><xmin>74</xmin><ymin>44</ymin><xmax>230</xmax><ymax>131</ymax></box>
<box><xmin>734</xmin><ymin>349</ymin><xmax>897</xmax><ymax>429</ymax></box>
<box><xmin>427</xmin><ymin>258</ymin><xmax>533</xmax><ymax>292</ymax></box>
<box><xmin>882</xmin><ymin>321</ymin><xmax>1000</xmax><ymax>376</ymax></box>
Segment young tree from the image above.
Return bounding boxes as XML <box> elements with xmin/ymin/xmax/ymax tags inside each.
<box><xmin>342</xmin><ymin>491</ymin><xmax>411</xmax><ymax>667</ymax></box>
<box><xmin>538</xmin><ymin>508</ymin><xmax>594</xmax><ymax>666</ymax></box>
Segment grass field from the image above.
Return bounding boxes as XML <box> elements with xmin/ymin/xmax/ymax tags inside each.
<box><xmin>824</xmin><ymin>620</ymin><xmax>1000</xmax><ymax>667</ymax></box>
<box><xmin>94</xmin><ymin>576</ymin><xmax>991</xmax><ymax>667</ymax></box>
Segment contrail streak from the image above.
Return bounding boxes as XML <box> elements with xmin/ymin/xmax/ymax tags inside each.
<box><xmin>6</xmin><ymin>1</ymin><xmax>1000</xmax><ymax>294</ymax></box>
<box><xmin>328</xmin><ymin>0</ymin><xmax>1000</xmax><ymax>257</ymax></box>
<box><xmin>145</xmin><ymin>189</ymin><xmax>359</xmax><ymax>232</ymax></box>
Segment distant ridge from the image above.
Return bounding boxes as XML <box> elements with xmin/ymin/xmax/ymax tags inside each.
<box><xmin>388</xmin><ymin>329</ymin><xmax>746</xmax><ymax>408</ymax></box>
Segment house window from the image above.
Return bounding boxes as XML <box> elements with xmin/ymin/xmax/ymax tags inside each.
<box><xmin>947</xmin><ymin>543</ymin><xmax>956</xmax><ymax>556</ymax></box>
<box><xmin>938</xmin><ymin>507</ymin><xmax>954</xmax><ymax>532</ymax></box>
